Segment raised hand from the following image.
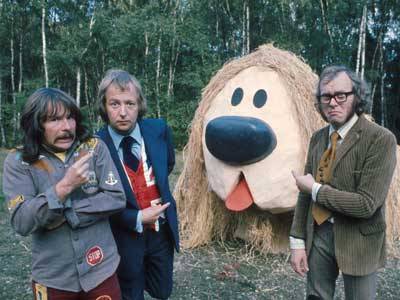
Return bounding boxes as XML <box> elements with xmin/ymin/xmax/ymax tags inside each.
<box><xmin>141</xmin><ymin>203</ymin><xmax>170</xmax><ymax>224</ymax></box>
<box><xmin>55</xmin><ymin>153</ymin><xmax>92</xmax><ymax>201</ymax></box>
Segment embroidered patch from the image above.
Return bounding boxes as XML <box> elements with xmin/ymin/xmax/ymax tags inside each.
<box><xmin>34</xmin><ymin>283</ymin><xmax>48</xmax><ymax>300</ymax></box>
<box><xmin>95</xmin><ymin>296</ymin><xmax>112</xmax><ymax>300</ymax></box>
<box><xmin>105</xmin><ymin>171</ymin><xmax>118</xmax><ymax>185</ymax></box>
<box><xmin>86</xmin><ymin>246</ymin><xmax>104</xmax><ymax>266</ymax></box>
<box><xmin>8</xmin><ymin>195</ymin><xmax>24</xmax><ymax>211</ymax></box>
<box><xmin>81</xmin><ymin>171</ymin><xmax>99</xmax><ymax>194</ymax></box>
<box><xmin>75</xmin><ymin>138</ymin><xmax>98</xmax><ymax>160</ymax></box>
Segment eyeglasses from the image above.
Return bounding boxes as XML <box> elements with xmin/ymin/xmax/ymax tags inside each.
<box><xmin>318</xmin><ymin>91</ymin><xmax>354</xmax><ymax>105</ymax></box>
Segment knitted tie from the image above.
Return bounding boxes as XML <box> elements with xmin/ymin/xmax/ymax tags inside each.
<box><xmin>121</xmin><ymin>136</ymin><xmax>139</xmax><ymax>171</ymax></box>
<box><xmin>312</xmin><ymin>131</ymin><xmax>340</xmax><ymax>225</ymax></box>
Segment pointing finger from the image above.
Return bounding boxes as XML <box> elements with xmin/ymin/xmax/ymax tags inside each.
<box><xmin>74</xmin><ymin>152</ymin><xmax>92</xmax><ymax>167</ymax></box>
<box><xmin>157</xmin><ymin>203</ymin><xmax>170</xmax><ymax>213</ymax></box>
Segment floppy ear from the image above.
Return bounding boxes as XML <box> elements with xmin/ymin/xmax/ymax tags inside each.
<box><xmin>385</xmin><ymin>148</ymin><xmax>400</xmax><ymax>256</ymax></box>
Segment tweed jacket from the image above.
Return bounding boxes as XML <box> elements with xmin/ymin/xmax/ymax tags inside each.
<box><xmin>290</xmin><ymin>115</ymin><xmax>397</xmax><ymax>276</ymax></box>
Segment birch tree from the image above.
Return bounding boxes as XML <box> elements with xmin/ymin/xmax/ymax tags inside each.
<box><xmin>41</xmin><ymin>0</ymin><xmax>48</xmax><ymax>87</ymax></box>
<box><xmin>10</xmin><ymin>20</ymin><xmax>17</xmax><ymax>143</ymax></box>
<box><xmin>0</xmin><ymin>79</ymin><xmax>6</xmax><ymax>146</ymax></box>
<box><xmin>155</xmin><ymin>30</ymin><xmax>162</xmax><ymax>118</ymax></box>
<box><xmin>167</xmin><ymin>0</ymin><xmax>181</xmax><ymax>97</ymax></box>
<box><xmin>356</xmin><ymin>4</ymin><xmax>367</xmax><ymax>78</ymax></box>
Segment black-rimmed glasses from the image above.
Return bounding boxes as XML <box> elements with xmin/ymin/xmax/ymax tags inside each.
<box><xmin>317</xmin><ymin>91</ymin><xmax>354</xmax><ymax>105</ymax></box>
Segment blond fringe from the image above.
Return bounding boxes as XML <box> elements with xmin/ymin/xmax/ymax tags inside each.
<box><xmin>174</xmin><ymin>44</ymin><xmax>400</xmax><ymax>254</ymax></box>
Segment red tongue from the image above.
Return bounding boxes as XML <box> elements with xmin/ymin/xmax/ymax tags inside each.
<box><xmin>225</xmin><ymin>177</ymin><xmax>253</xmax><ymax>211</ymax></box>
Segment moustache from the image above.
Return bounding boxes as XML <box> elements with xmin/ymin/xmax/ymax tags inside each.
<box><xmin>55</xmin><ymin>132</ymin><xmax>75</xmax><ymax>140</ymax></box>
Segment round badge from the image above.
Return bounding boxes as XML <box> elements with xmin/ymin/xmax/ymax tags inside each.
<box><xmin>86</xmin><ymin>246</ymin><xmax>104</xmax><ymax>266</ymax></box>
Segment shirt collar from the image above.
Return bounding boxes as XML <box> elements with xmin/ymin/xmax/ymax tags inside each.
<box><xmin>108</xmin><ymin>123</ymin><xmax>142</xmax><ymax>150</ymax></box>
<box><xmin>329</xmin><ymin>113</ymin><xmax>359</xmax><ymax>140</ymax></box>
<box><xmin>41</xmin><ymin>139</ymin><xmax>79</xmax><ymax>162</ymax></box>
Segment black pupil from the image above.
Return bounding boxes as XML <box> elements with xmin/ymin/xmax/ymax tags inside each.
<box><xmin>253</xmin><ymin>89</ymin><xmax>267</xmax><ymax>108</ymax></box>
<box><xmin>231</xmin><ymin>88</ymin><xmax>243</xmax><ymax>106</ymax></box>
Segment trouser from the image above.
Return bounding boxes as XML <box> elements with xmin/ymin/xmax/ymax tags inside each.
<box><xmin>307</xmin><ymin>222</ymin><xmax>377</xmax><ymax>300</ymax></box>
<box><xmin>32</xmin><ymin>273</ymin><xmax>121</xmax><ymax>300</ymax></box>
<box><xmin>119</xmin><ymin>223</ymin><xmax>174</xmax><ymax>300</ymax></box>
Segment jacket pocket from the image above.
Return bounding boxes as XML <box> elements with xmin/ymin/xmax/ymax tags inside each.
<box><xmin>359</xmin><ymin>221</ymin><xmax>386</xmax><ymax>235</ymax></box>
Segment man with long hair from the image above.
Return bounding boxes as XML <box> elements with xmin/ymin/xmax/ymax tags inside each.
<box><xmin>3</xmin><ymin>87</ymin><xmax>126</xmax><ymax>299</ymax></box>
<box><xmin>97</xmin><ymin>69</ymin><xmax>179</xmax><ymax>300</ymax></box>
<box><xmin>290</xmin><ymin>66</ymin><xmax>397</xmax><ymax>299</ymax></box>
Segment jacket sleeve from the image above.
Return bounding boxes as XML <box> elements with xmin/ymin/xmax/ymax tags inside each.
<box><xmin>165</xmin><ymin>123</ymin><xmax>175</xmax><ymax>175</ymax></box>
<box><xmin>290</xmin><ymin>134</ymin><xmax>316</xmax><ymax>240</ymax></box>
<box><xmin>110</xmin><ymin>208</ymin><xmax>140</xmax><ymax>232</ymax></box>
<box><xmin>317</xmin><ymin>130</ymin><xmax>397</xmax><ymax>219</ymax></box>
<box><xmin>65</xmin><ymin>139</ymin><xmax>126</xmax><ymax>228</ymax></box>
<box><xmin>3</xmin><ymin>152</ymin><xmax>66</xmax><ymax>236</ymax></box>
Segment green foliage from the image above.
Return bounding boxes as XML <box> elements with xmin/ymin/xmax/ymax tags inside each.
<box><xmin>0</xmin><ymin>0</ymin><xmax>399</xmax><ymax>148</ymax></box>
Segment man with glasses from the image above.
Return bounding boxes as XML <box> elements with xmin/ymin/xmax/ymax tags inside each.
<box><xmin>289</xmin><ymin>65</ymin><xmax>397</xmax><ymax>299</ymax></box>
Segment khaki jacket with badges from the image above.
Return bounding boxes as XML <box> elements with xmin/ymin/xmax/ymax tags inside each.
<box><xmin>3</xmin><ymin>138</ymin><xmax>126</xmax><ymax>292</ymax></box>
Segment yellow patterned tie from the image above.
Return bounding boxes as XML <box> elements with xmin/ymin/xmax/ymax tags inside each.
<box><xmin>312</xmin><ymin>131</ymin><xmax>340</xmax><ymax>225</ymax></box>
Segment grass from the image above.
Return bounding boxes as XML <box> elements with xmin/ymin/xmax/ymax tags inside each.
<box><xmin>1</xmin><ymin>149</ymin><xmax>400</xmax><ymax>299</ymax></box>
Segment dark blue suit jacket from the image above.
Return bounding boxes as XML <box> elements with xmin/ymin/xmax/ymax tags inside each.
<box><xmin>97</xmin><ymin>119</ymin><xmax>179</xmax><ymax>256</ymax></box>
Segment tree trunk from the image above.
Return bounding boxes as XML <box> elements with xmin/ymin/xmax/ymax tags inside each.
<box><xmin>360</xmin><ymin>5</ymin><xmax>367</xmax><ymax>80</ymax></box>
<box><xmin>18</xmin><ymin>32</ymin><xmax>23</xmax><ymax>92</ymax></box>
<box><xmin>42</xmin><ymin>0</ymin><xmax>49</xmax><ymax>87</ymax></box>
<box><xmin>85</xmin><ymin>70</ymin><xmax>95</xmax><ymax>133</ymax></box>
<box><xmin>76</xmin><ymin>67</ymin><xmax>81</xmax><ymax>107</ymax></box>
<box><xmin>379</xmin><ymin>41</ymin><xmax>385</xmax><ymax>126</ymax></box>
<box><xmin>319</xmin><ymin>0</ymin><xmax>333</xmax><ymax>44</ymax></box>
<box><xmin>10</xmin><ymin>24</ymin><xmax>17</xmax><ymax>144</ymax></box>
<box><xmin>167</xmin><ymin>0</ymin><xmax>180</xmax><ymax>98</ymax></box>
<box><xmin>155</xmin><ymin>31</ymin><xmax>162</xmax><ymax>118</ymax></box>
<box><xmin>0</xmin><ymin>79</ymin><xmax>6</xmax><ymax>146</ymax></box>
<box><xmin>242</xmin><ymin>1</ymin><xmax>246</xmax><ymax>56</ymax></box>
<box><xmin>144</xmin><ymin>31</ymin><xmax>149</xmax><ymax>84</ymax></box>
<box><xmin>356</xmin><ymin>5</ymin><xmax>367</xmax><ymax>76</ymax></box>
<box><xmin>246</xmin><ymin>0</ymin><xmax>250</xmax><ymax>53</ymax></box>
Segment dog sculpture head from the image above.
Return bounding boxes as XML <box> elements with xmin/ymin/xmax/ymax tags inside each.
<box><xmin>175</xmin><ymin>44</ymin><xmax>400</xmax><ymax>254</ymax></box>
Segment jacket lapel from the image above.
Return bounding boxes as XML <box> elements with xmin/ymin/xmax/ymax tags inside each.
<box><xmin>331</xmin><ymin>116</ymin><xmax>364</xmax><ymax>172</ymax></box>
<box><xmin>139</xmin><ymin>120</ymin><xmax>166</xmax><ymax>187</ymax></box>
<box><xmin>312</xmin><ymin>128</ymin><xmax>330</xmax><ymax>176</ymax></box>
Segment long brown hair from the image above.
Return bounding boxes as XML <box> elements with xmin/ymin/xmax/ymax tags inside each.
<box><xmin>20</xmin><ymin>87</ymin><xmax>90</xmax><ymax>163</ymax></box>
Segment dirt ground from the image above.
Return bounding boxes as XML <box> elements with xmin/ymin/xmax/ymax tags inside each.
<box><xmin>1</xmin><ymin>150</ymin><xmax>400</xmax><ymax>299</ymax></box>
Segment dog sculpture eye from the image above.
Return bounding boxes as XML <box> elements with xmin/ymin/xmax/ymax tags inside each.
<box><xmin>231</xmin><ymin>87</ymin><xmax>243</xmax><ymax>106</ymax></box>
<box><xmin>253</xmin><ymin>89</ymin><xmax>267</xmax><ymax>108</ymax></box>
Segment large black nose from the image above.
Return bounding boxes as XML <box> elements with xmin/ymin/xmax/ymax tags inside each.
<box><xmin>205</xmin><ymin>116</ymin><xmax>277</xmax><ymax>165</ymax></box>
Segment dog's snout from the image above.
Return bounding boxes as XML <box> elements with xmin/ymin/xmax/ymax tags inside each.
<box><xmin>205</xmin><ymin>116</ymin><xmax>277</xmax><ymax>165</ymax></box>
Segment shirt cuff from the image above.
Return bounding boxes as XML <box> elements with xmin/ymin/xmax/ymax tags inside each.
<box><xmin>45</xmin><ymin>186</ymin><xmax>65</xmax><ymax>210</ymax></box>
<box><xmin>312</xmin><ymin>183</ymin><xmax>322</xmax><ymax>202</ymax></box>
<box><xmin>289</xmin><ymin>236</ymin><xmax>306</xmax><ymax>249</ymax></box>
<box><xmin>64</xmin><ymin>207</ymin><xmax>80</xmax><ymax>229</ymax></box>
<box><xmin>136</xmin><ymin>210</ymin><xmax>143</xmax><ymax>233</ymax></box>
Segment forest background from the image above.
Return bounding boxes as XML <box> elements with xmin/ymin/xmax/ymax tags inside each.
<box><xmin>0</xmin><ymin>0</ymin><xmax>399</xmax><ymax>149</ymax></box>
